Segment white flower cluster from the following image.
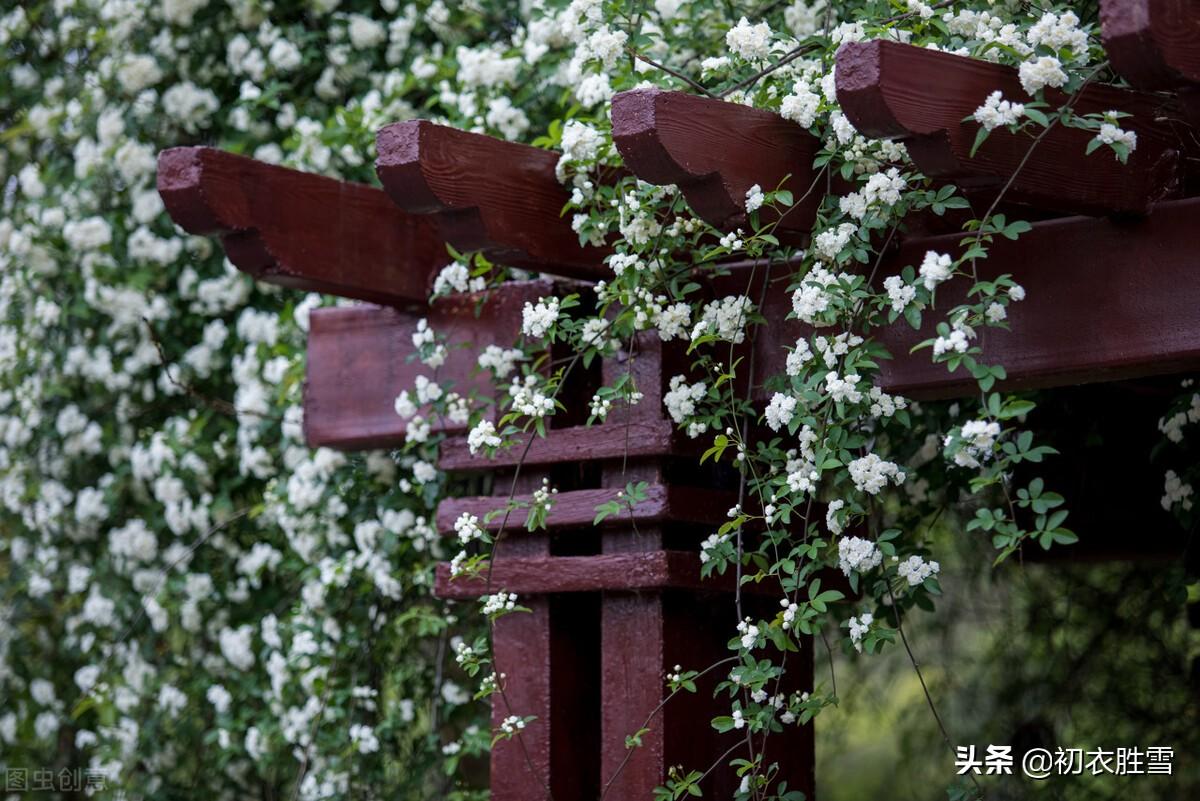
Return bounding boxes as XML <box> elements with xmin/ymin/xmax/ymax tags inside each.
<box><xmin>839</xmin><ymin>168</ymin><xmax>906</xmax><ymax>220</ymax></box>
<box><xmin>949</xmin><ymin>419</ymin><xmax>1001</xmax><ymax>468</ymax></box>
<box><xmin>521</xmin><ymin>297</ymin><xmax>560</xmax><ymax>339</ymax></box>
<box><xmin>663</xmin><ymin>375</ymin><xmax>707</xmax><ymax>435</ymax></box>
<box><xmin>508</xmin><ymin>375</ymin><xmax>556</xmax><ymax>418</ymax></box>
<box><xmin>838</xmin><ymin>536</ymin><xmax>882</xmax><ymax>577</ymax></box>
<box><xmin>736</xmin><ymin>617</ymin><xmax>760</xmax><ymax>650</ymax></box>
<box><xmin>973</xmin><ymin>91</ymin><xmax>1025</xmax><ymax>131</ymax></box>
<box><xmin>726</xmin><ymin>17</ymin><xmax>772</xmax><ymax>62</ymax></box>
<box><xmin>482</xmin><ymin>591</ymin><xmax>519</xmax><ymax>617</ymax></box>
<box><xmin>454</xmin><ymin>513</ymin><xmax>485</xmax><ymax>545</ymax></box>
<box><xmin>847</xmin><ymin>454</ymin><xmax>906</xmax><ymax>495</ymax></box>
<box><xmin>1162</xmin><ymin>470</ymin><xmax>1194</xmax><ymax>512</ymax></box>
<box><xmin>1018</xmin><ymin>56</ymin><xmax>1068</xmax><ymax>95</ymax></box>
<box><xmin>764</xmin><ymin>393</ymin><xmax>798</xmax><ymax>432</ymax></box>
<box><xmin>896</xmin><ymin>554</ymin><xmax>940</xmax><ymax>586</ymax></box>
<box><xmin>691</xmin><ymin>295</ymin><xmax>754</xmax><ymax>344</ymax></box>
<box><xmin>499</xmin><ymin>715</ymin><xmax>526</xmax><ymax>734</ymax></box>
<box><xmin>847</xmin><ymin>612</ymin><xmax>873</xmax><ymax>653</ymax></box>
<box><xmin>478</xmin><ymin>345</ymin><xmax>524</xmax><ymax>378</ymax></box>
<box><xmin>468</xmin><ymin>420</ymin><xmax>502</xmax><ymax>455</ymax></box>
<box><xmin>1096</xmin><ymin>120</ymin><xmax>1138</xmax><ymax>154</ymax></box>
<box><xmin>918</xmin><ymin>250</ymin><xmax>953</xmax><ymax>291</ymax></box>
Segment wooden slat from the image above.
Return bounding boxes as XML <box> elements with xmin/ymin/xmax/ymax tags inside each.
<box><xmin>1101</xmin><ymin>0</ymin><xmax>1200</xmax><ymax>89</ymax></box>
<box><xmin>752</xmin><ymin>197</ymin><xmax>1200</xmax><ymax>399</ymax></box>
<box><xmin>304</xmin><ymin>281</ymin><xmax>549</xmax><ymax>449</ymax></box>
<box><xmin>436</xmin><ymin>484</ymin><xmax>734</xmax><ymax>534</ymax></box>
<box><xmin>435</xmin><ymin>551</ymin><xmax>772</xmax><ymax>597</ymax></box>
<box><xmin>157</xmin><ymin>147</ymin><xmax>444</xmax><ymax>307</ymax></box>
<box><xmin>611</xmin><ymin>88</ymin><xmax>823</xmax><ymax>237</ymax></box>
<box><xmin>437</xmin><ymin>419</ymin><xmax>701</xmax><ymax>471</ymax></box>
<box><xmin>376</xmin><ymin>120</ymin><xmax>609</xmax><ymax>280</ymax></box>
<box><xmin>835</xmin><ymin>39</ymin><xmax>1180</xmax><ymax>216</ymax></box>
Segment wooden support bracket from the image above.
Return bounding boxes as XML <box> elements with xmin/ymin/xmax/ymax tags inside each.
<box><xmin>157</xmin><ymin>147</ymin><xmax>445</xmax><ymax>307</ymax></box>
<box><xmin>1101</xmin><ymin>0</ymin><xmax>1200</xmax><ymax>89</ymax></box>
<box><xmin>376</xmin><ymin>120</ymin><xmax>609</xmax><ymax>280</ymax></box>
<box><xmin>835</xmin><ymin>39</ymin><xmax>1180</xmax><ymax>216</ymax></box>
<box><xmin>304</xmin><ymin>281</ymin><xmax>550</xmax><ymax>450</ymax></box>
<box><xmin>612</xmin><ymin>88</ymin><xmax>823</xmax><ymax>237</ymax></box>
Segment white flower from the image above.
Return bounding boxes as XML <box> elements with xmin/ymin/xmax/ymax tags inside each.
<box><xmin>477</xmin><ymin>345</ymin><xmax>523</xmax><ymax>378</ymax></box>
<box><xmin>1018</xmin><ymin>56</ymin><xmax>1067</xmax><ymax>95</ymax></box>
<box><xmin>207</xmin><ymin>684</ymin><xmax>232</xmax><ymax>715</ymax></box>
<box><xmin>847</xmin><ymin>453</ymin><xmax>905</xmax><ymax>494</ymax></box>
<box><xmin>219</xmin><ymin>625</ymin><xmax>255</xmax><ymax>671</ymax></box>
<box><xmin>467</xmin><ymin>420</ymin><xmax>502</xmax><ymax>454</ymax></box>
<box><xmin>973</xmin><ymin>91</ymin><xmax>1024</xmax><ymax>131</ymax></box>
<box><xmin>896</xmin><ymin>554</ymin><xmax>940</xmax><ymax>586</ymax></box>
<box><xmin>663</xmin><ymin>375</ymin><xmax>706</xmax><ymax>425</ymax></box>
<box><xmin>847</xmin><ymin>612</ymin><xmax>873</xmax><ymax>652</ymax></box>
<box><xmin>882</xmin><ymin>275</ymin><xmax>916</xmax><ymax>313</ymax></box>
<box><xmin>918</xmin><ymin>250</ymin><xmax>953</xmax><ymax>290</ymax></box>
<box><xmin>745</xmin><ymin>184</ymin><xmax>765</xmax><ymax>212</ymax></box>
<box><xmin>764</xmin><ymin>393</ymin><xmax>797</xmax><ymax>432</ymax></box>
<box><xmin>454</xmin><ymin>512</ymin><xmax>485</xmax><ymax>544</ymax></box>
<box><xmin>1095</xmin><ymin>123</ymin><xmax>1137</xmax><ymax>154</ymax></box>
<box><xmin>521</xmin><ymin>297</ymin><xmax>560</xmax><ymax>339</ymax></box>
<box><xmin>726</xmin><ymin>17</ymin><xmax>772</xmax><ymax>62</ymax></box>
<box><xmin>482</xmin><ymin>591</ymin><xmax>518</xmax><ymax>616</ymax></box>
<box><xmin>1162</xmin><ymin>470</ymin><xmax>1194</xmax><ymax>511</ymax></box>
<box><xmin>838</xmin><ymin>536</ymin><xmax>882</xmax><ymax>576</ymax></box>
<box><xmin>737</xmin><ymin>618</ymin><xmax>760</xmax><ymax>650</ymax></box>
<box><xmin>350</xmin><ymin>723</ymin><xmax>381</xmax><ymax>754</ymax></box>
<box><xmin>780</xmin><ymin>84</ymin><xmax>821</xmax><ymax>128</ymax></box>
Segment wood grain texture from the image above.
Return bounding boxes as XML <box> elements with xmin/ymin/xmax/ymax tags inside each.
<box><xmin>751</xmin><ymin>197</ymin><xmax>1200</xmax><ymax>399</ymax></box>
<box><xmin>437</xmin><ymin>419</ymin><xmax>702</xmax><ymax>471</ymax></box>
<box><xmin>156</xmin><ymin>147</ymin><xmax>445</xmax><ymax>307</ymax></box>
<box><xmin>376</xmin><ymin>120</ymin><xmax>608</xmax><ymax>280</ymax></box>
<box><xmin>434</xmin><ymin>551</ymin><xmax>775</xmax><ymax>597</ymax></box>
<box><xmin>1101</xmin><ymin>0</ymin><xmax>1200</xmax><ymax>88</ymax></box>
<box><xmin>303</xmin><ymin>281</ymin><xmax>550</xmax><ymax>449</ymax></box>
<box><xmin>835</xmin><ymin>39</ymin><xmax>1180</xmax><ymax>216</ymax></box>
<box><xmin>611</xmin><ymin>88</ymin><xmax>823</xmax><ymax>237</ymax></box>
<box><xmin>436</xmin><ymin>484</ymin><xmax>735</xmax><ymax>534</ymax></box>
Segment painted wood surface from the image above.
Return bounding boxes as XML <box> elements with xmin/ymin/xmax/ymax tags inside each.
<box><xmin>751</xmin><ymin>196</ymin><xmax>1200</xmax><ymax>400</ymax></box>
<box><xmin>1101</xmin><ymin>0</ymin><xmax>1200</xmax><ymax>88</ymax></box>
<box><xmin>304</xmin><ymin>281</ymin><xmax>549</xmax><ymax>449</ymax></box>
<box><xmin>835</xmin><ymin>39</ymin><xmax>1180</xmax><ymax>216</ymax></box>
<box><xmin>612</xmin><ymin>88</ymin><xmax>823</xmax><ymax>237</ymax></box>
<box><xmin>156</xmin><ymin>147</ymin><xmax>444</xmax><ymax>307</ymax></box>
<box><xmin>434</xmin><ymin>551</ymin><xmax>777</xmax><ymax>597</ymax></box>
<box><xmin>376</xmin><ymin>120</ymin><xmax>609</xmax><ymax>280</ymax></box>
<box><xmin>436</xmin><ymin>484</ymin><xmax>735</xmax><ymax>534</ymax></box>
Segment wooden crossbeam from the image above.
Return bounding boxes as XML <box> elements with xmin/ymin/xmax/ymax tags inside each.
<box><xmin>1101</xmin><ymin>0</ymin><xmax>1200</xmax><ymax>89</ymax></box>
<box><xmin>307</xmin><ymin>199</ymin><xmax>1200</xmax><ymax>451</ymax></box>
<box><xmin>835</xmin><ymin>39</ymin><xmax>1180</xmax><ymax>216</ymax></box>
<box><xmin>436</xmin><ymin>484</ymin><xmax>734</xmax><ymax>533</ymax></box>
<box><xmin>304</xmin><ymin>281</ymin><xmax>550</xmax><ymax>450</ymax></box>
<box><xmin>753</xmin><ymin>196</ymin><xmax>1200</xmax><ymax>399</ymax></box>
<box><xmin>376</xmin><ymin>120</ymin><xmax>609</xmax><ymax>280</ymax></box>
<box><xmin>611</xmin><ymin>88</ymin><xmax>823</xmax><ymax>237</ymax></box>
<box><xmin>435</xmin><ymin>551</ymin><xmax>779</xmax><ymax>596</ymax></box>
<box><xmin>156</xmin><ymin>147</ymin><xmax>444</xmax><ymax>307</ymax></box>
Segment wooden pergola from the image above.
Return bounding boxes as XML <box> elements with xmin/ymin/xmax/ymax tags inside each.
<box><xmin>156</xmin><ymin>4</ymin><xmax>1200</xmax><ymax>798</ymax></box>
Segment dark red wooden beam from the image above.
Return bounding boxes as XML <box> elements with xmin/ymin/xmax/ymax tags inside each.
<box><xmin>304</xmin><ymin>281</ymin><xmax>549</xmax><ymax>450</ymax></box>
<box><xmin>1101</xmin><ymin>0</ymin><xmax>1200</xmax><ymax>89</ymax></box>
<box><xmin>436</xmin><ymin>484</ymin><xmax>733</xmax><ymax>534</ymax></box>
<box><xmin>435</xmin><ymin>551</ymin><xmax>775</xmax><ymax>597</ymax></box>
<box><xmin>612</xmin><ymin>88</ymin><xmax>823</xmax><ymax>237</ymax></box>
<box><xmin>376</xmin><ymin>120</ymin><xmax>609</xmax><ymax>281</ymax></box>
<box><xmin>157</xmin><ymin>147</ymin><xmax>445</xmax><ymax>307</ymax></box>
<box><xmin>752</xmin><ymin>196</ymin><xmax>1200</xmax><ymax>399</ymax></box>
<box><xmin>437</xmin><ymin>419</ymin><xmax>700</xmax><ymax>471</ymax></box>
<box><xmin>835</xmin><ymin>39</ymin><xmax>1180</xmax><ymax>216</ymax></box>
